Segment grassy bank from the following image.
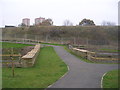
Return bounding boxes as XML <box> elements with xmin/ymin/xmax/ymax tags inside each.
<box><xmin>2</xmin><ymin>42</ymin><xmax>34</xmax><ymax>60</ymax></box>
<box><xmin>2</xmin><ymin>42</ymin><xmax>34</xmax><ymax>48</ymax></box>
<box><xmin>103</xmin><ymin>69</ymin><xmax>119</xmax><ymax>88</ymax></box>
<box><xmin>99</xmin><ymin>48</ymin><xmax>120</xmax><ymax>53</ymax></box>
<box><xmin>3</xmin><ymin>46</ymin><xmax>68</xmax><ymax>88</ymax></box>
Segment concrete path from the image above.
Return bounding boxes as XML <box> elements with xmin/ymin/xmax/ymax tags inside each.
<box><xmin>49</xmin><ymin>46</ymin><xmax>118</xmax><ymax>88</ymax></box>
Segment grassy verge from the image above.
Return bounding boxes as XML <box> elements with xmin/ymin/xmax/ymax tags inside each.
<box><xmin>2</xmin><ymin>46</ymin><xmax>68</xmax><ymax>88</ymax></box>
<box><xmin>103</xmin><ymin>69</ymin><xmax>119</xmax><ymax>88</ymax></box>
<box><xmin>99</xmin><ymin>48</ymin><xmax>120</xmax><ymax>53</ymax></box>
<box><xmin>2</xmin><ymin>42</ymin><xmax>34</xmax><ymax>48</ymax></box>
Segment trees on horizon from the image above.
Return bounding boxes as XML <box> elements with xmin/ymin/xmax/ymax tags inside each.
<box><xmin>79</xmin><ymin>18</ymin><xmax>95</xmax><ymax>26</ymax></box>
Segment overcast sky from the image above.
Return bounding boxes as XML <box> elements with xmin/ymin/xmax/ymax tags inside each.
<box><xmin>0</xmin><ymin>0</ymin><xmax>119</xmax><ymax>27</ymax></box>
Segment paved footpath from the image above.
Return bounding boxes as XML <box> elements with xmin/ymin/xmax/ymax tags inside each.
<box><xmin>49</xmin><ymin>46</ymin><xmax>118</xmax><ymax>88</ymax></box>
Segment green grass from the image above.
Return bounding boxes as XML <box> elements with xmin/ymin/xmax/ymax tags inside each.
<box><xmin>2</xmin><ymin>46</ymin><xmax>68</xmax><ymax>88</ymax></box>
<box><xmin>2</xmin><ymin>42</ymin><xmax>34</xmax><ymax>60</ymax></box>
<box><xmin>100</xmin><ymin>48</ymin><xmax>120</xmax><ymax>53</ymax></box>
<box><xmin>103</xmin><ymin>69</ymin><xmax>119</xmax><ymax>88</ymax></box>
<box><xmin>1</xmin><ymin>42</ymin><xmax>34</xmax><ymax>48</ymax></box>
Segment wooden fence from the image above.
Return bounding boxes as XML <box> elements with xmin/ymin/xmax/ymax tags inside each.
<box><xmin>1</xmin><ymin>44</ymin><xmax>41</xmax><ymax>67</ymax></box>
<box><xmin>70</xmin><ymin>46</ymin><xmax>119</xmax><ymax>63</ymax></box>
<box><xmin>1</xmin><ymin>54</ymin><xmax>22</xmax><ymax>67</ymax></box>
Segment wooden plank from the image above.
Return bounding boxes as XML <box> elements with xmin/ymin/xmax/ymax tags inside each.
<box><xmin>90</xmin><ymin>56</ymin><xmax>119</xmax><ymax>60</ymax></box>
<box><xmin>73</xmin><ymin>48</ymin><xmax>88</xmax><ymax>53</ymax></box>
<box><xmin>0</xmin><ymin>54</ymin><xmax>21</xmax><ymax>56</ymax></box>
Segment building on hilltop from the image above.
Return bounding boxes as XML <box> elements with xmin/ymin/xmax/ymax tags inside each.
<box><xmin>22</xmin><ymin>18</ymin><xmax>30</xmax><ymax>26</ymax></box>
<box><xmin>35</xmin><ymin>17</ymin><xmax>45</xmax><ymax>25</ymax></box>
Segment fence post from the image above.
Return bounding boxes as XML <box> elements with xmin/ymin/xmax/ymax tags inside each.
<box><xmin>74</xmin><ymin>37</ymin><xmax>76</xmax><ymax>45</ymax></box>
<box><xmin>10</xmin><ymin>48</ymin><xmax>15</xmax><ymax>77</ymax></box>
<box><xmin>46</xmin><ymin>35</ymin><xmax>48</xmax><ymax>43</ymax></box>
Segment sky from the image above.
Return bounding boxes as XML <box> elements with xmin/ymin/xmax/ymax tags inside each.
<box><xmin>0</xmin><ymin>0</ymin><xmax>119</xmax><ymax>27</ymax></box>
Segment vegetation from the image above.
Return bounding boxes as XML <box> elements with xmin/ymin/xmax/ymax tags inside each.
<box><xmin>2</xmin><ymin>42</ymin><xmax>33</xmax><ymax>48</ymax></box>
<box><xmin>101</xmin><ymin>21</ymin><xmax>116</xmax><ymax>26</ymax></box>
<box><xmin>2</xmin><ymin>26</ymin><xmax>118</xmax><ymax>45</ymax></box>
<box><xmin>2</xmin><ymin>26</ymin><xmax>118</xmax><ymax>53</ymax></box>
<box><xmin>99</xmin><ymin>48</ymin><xmax>120</xmax><ymax>53</ymax></box>
<box><xmin>79</xmin><ymin>18</ymin><xmax>95</xmax><ymax>26</ymax></box>
<box><xmin>40</xmin><ymin>18</ymin><xmax>53</xmax><ymax>26</ymax></box>
<box><xmin>103</xmin><ymin>69</ymin><xmax>119</xmax><ymax>88</ymax></box>
<box><xmin>63</xmin><ymin>19</ymin><xmax>73</xmax><ymax>26</ymax></box>
<box><xmin>2</xmin><ymin>42</ymin><xmax>34</xmax><ymax>57</ymax></box>
<box><xmin>3</xmin><ymin>46</ymin><xmax>68</xmax><ymax>88</ymax></box>
<box><xmin>2</xmin><ymin>42</ymin><xmax>34</xmax><ymax>62</ymax></box>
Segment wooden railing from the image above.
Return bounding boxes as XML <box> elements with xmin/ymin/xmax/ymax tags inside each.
<box><xmin>70</xmin><ymin>47</ymin><xmax>119</xmax><ymax>63</ymax></box>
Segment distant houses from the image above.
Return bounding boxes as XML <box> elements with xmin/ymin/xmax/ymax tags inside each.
<box><xmin>21</xmin><ymin>17</ymin><xmax>53</xmax><ymax>27</ymax></box>
<box><xmin>35</xmin><ymin>17</ymin><xmax>45</xmax><ymax>25</ymax></box>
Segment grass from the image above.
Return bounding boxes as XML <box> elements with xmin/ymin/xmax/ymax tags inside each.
<box><xmin>2</xmin><ymin>46</ymin><xmax>68</xmax><ymax>88</ymax></box>
<box><xmin>103</xmin><ymin>69</ymin><xmax>119</xmax><ymax>88</ymax></box>
<box><xmin>100</xmin><ymin>48</ymin><xmax>120</xmax><ymax>53</ymax></box>
<box><xmin>2</xmin><ymin>42</ymin><xmax>34</xmax><ymax>60</ymax></box>
<box><xmin>2</xmin><ymin>42</ymin><xmax>34</xmax><ymax>48</ymax></box>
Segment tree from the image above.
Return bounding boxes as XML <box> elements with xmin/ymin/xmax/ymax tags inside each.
<box><xmin>79</xmin><ymin>18</ymin><xmax>95</xmax><ymax>26</ymax></box>
<box><xmin>18</xmin><ymin>23</ymin><xmax>26</xmax><ymax>27</ymax></box>
<box><xmin>101</xmin><ymin>21</ymin><xmax>116</xmax><ymax>26</ymax></box>
<box><xmin>63</xmin><ymin>20</ymin><xmax>73</xmax><ymax>26</ymax></box>
<box><xmin>41</xmin><ymin>18</ymin><xmax>53</xmax><ymax>26</ymax></box>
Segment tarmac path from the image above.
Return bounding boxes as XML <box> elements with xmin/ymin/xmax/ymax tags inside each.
<box><xmin>49</xmin><ymin>46</ymin><xmax>118</xmax><ymax>88</ymax></box>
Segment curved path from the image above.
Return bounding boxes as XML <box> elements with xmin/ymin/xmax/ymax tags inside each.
<box><xmin>49</xmin><ymin>46</ymin><xmax>118</xmax><ymax>88</ymax></box>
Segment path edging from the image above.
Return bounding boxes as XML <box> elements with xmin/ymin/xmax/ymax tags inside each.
<box><xmin>101</xmin><ymin>72</ymin><xmax>107</xmax><ymax>88</ymax></box>
<box><xmin>47</xmin><ymin>65</ymin><xmax>70</xmax><ymax>88</ymax></box>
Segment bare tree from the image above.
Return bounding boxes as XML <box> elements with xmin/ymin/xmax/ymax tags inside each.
<box><xmin>63</xmin><ymin>19</ymin><xmax>73</xmax><ymax>26</ymax></box>
<box><xmin>101</xmin><ymin>21</ymin><xmax>116</xmax><ymax>26</ymax></box>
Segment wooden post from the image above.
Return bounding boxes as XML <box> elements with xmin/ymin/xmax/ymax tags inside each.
<box><xmin>18</xmin><ymin>53</ymin><xmax>22</xmax><ymax>65</ymax></box>
<box><xmin>46</xmin><ymin>34</ymin><xmax>48</xmax><ymax>43</ymax></box>
<box><xmin>11</xmin><ymin>56</ymin><xmax>14</xmax><ymax>77</ymax></box>
<box><xmin>10</xmin><ymin>48</ymin><xmax>15</xmax><ymax>77</ymax></box>
<box><xmin>74</xmin><ymin>37</ymin><xmax>76</xmax><ymax>45</ymax></box>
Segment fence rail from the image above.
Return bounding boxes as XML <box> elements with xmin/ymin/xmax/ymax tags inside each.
<box><xmin>0</xmin><ymin>54</ymin><xmax>21</xmax><ymax>56</ymax></box>
<box><xmin>90</xmin><ymin>56</ymin><xmax>119</xmax><ymax>60</ymax></box>
<box><xmin>70</xmin><ymin>46</ymin><xmax>119</xmax><ymax>63</ymax></box>
<box><xmin>1</xmin><ymin>44</ymin><xmax>41</xmax><ymax>67</ymax></box>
